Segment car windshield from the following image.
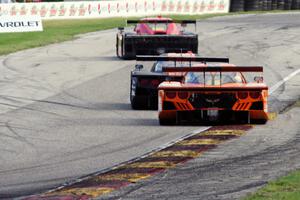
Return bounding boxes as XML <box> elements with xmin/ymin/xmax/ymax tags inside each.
<box><xmin>146</xmin><ymin>23</ymin><xmax>168</xmax><ymax>31</ymax></box>
<box><xmin>185</xmin><ymin>72</ymin><xmax>244</xmax><ymax>85</ymax></box>
<box><xmin>154</xmin><ymin>61</ymin><xmax>197</xmax><ymax>72</ymax></box>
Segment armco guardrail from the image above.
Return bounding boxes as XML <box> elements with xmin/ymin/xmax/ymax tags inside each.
<box><xmin>0</xmin><ymin>0</ymin><xmax>230</xmax><ymax>20</ymax></box>
<box><xmin>230</xmin><ymin>0</ymin><xmax>300</xmax><ymax>12</ymax></box>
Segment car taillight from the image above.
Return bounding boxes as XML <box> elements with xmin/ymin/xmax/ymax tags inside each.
<box><xmin>166</xmin><ymin>91</ymin><xmax>176</xmax><ymax>99</ymax></box>
<box><xmin>249</xmin><ymin>91</ymin><xmax>261</xmax><ymax>99</ymax></box>
<box><xmin>178</xmin><ymin>91</ymin><xmax>188</xmax><ymax>99</ymax></box>
<box><xmin>238</xmin><ymin>91</ymin><xmax>248</xmax><ymax>99</ymax></box>
<box><xmin>139</xmin><ymin>79</ymin><xmax>149</xmax><ymax>87</ymax></box>
<box><xmin>151</xmin><ymin>79</ymin><xmax>160</xmax><ymax>87</ymax></box>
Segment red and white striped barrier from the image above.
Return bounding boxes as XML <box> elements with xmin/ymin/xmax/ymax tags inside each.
<box><xmin>0</xmin><ymin>0</ymin><xmax>229</xmax><ymax>20</ymax></box>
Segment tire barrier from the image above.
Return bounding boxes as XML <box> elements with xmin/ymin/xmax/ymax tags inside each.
<box><xmin>230</xmin><ymin>0</ymin><xmax>245</xmax><ymax>12</ymax></box>
<box><xmin>272</xmin><ymin>0</ymin><xmax>278</xmax><ymax>10</ymax></box>
<box><xmin>292</xmin><ymin>0</ymin><xmax>300</xmax><ymax>9</ymax></box>
<box><xmin>231</xmin><ymin>0</ymin><xmax>300</xmax><ymax>12</ymax></box>
<box><xmin>284</xmin><ymin>0</ymin><xmax>293</xmax><ymax>9</ymax></box>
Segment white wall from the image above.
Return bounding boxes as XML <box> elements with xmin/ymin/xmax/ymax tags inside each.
<box><xmin>0</xmin><ymin>0</ymin><xmax>230</xmax><ymax>20</ymax></box>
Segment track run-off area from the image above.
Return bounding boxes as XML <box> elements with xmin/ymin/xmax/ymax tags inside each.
<box><xmin>0</xmin><ymin>13</ymin><xmax>299</xmax><ymax>199</ymax></box>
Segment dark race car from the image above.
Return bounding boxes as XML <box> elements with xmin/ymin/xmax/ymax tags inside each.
<box><xmin>116</xmin><ymin>16</ymin><xmax>198</xmax><ymax>59</ymax></box>
<box><xmin>130</xmin><ymin>53</ymin><xmax>229</xmax><ymax>110</ymax></box>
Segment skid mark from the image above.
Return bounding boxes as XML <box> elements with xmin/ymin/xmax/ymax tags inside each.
<box><xmin>23</xmin><ymin>125</ymin><xmax>251</xmax><ymax>200</ymax></box>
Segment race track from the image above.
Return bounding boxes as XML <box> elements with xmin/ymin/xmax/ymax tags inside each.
<box><xmin>0</xmin><ymin>13</ymin><xmax>299</xmax><ymax>199</ymax></box>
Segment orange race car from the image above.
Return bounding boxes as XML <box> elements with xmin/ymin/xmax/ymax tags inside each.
<box><xmin>158</xmin><ymin>62</ymin><xmax>269</xmax><ymax>125</ymax></box>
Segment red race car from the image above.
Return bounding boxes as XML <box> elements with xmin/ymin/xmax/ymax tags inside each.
<box><xmin>158</xmin><ymin>61</ymin><xmax>269</xmax><ymax>125</ymax></box>
<box><xmin>116</xmin><ymin>16</ymin><xmax>198</xmax><ymax>59</ymax></box>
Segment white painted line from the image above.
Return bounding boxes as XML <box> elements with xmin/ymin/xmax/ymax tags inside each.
<box><xmin>269</xmin><ymin>68</ymin><xmax>300</xmax><ymax>95</ymax></box>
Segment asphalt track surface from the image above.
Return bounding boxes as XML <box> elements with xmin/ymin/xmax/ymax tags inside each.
<box><xmin>0</xmin><ymin>13</ymin><xmax>299</xmax><ymax>199</ymax></box>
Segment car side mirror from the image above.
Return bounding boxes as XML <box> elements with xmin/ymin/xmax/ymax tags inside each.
<box><xmin>254</xmin><ymin>76</ymin><xmax>263</xmax><ymax>83</ymax></box>
<box><xmin>135</xmin><ymin>64</ymin><xmax>143</xmax><ymax>71</ymax></box>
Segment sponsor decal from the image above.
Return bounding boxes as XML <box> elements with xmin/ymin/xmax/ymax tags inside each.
<box><xmin>98</xmin><ymin>4</ymin><xmax>101</xmax><ymax>14</ymax></box>
<box><xmin>117</xmin><ymin>2</ymin><xmax>120</xmax><ymax>13</ymax></box>
<box><xmin>31</xmin><ymin>5</ymin><xmax>38</xmax><ymax>15</ymax></box>
<box><xmin>177</xmin><ymin>0</ymin><xmax>183</xmax><ymax>12</ymax></box>
<box><xmin>40</xmin><ymin>5</ymin><xmax>48</xmax><ymax>17</ymax></box>
<box><xmin>126</xmin><ymin>2</ymin><xmax>129</xmax><ymax>12</ymax></box>
<box><xmin>208</xmin><ymin>0</ymin><xmax>215</xmax><ymax>10</ymax></box>
<box><xmin>193</xmin><ymin>1</ymin><xmax>199</xmax><ymax>13</ymax></box>
<box><xmin>0</xmin><ymin>16</ymin><xmax>43</xmax><ymax>33</ymax></box>
<box><xmin>144</xmin><ymin>1</ymin><xmax>147</xmax><ymax>12</ymax></box>
<box><xmin>219</xmin><ymin>0</ymin><xmax>225</xmax><ymax>10</ymax></box>
<box><xmin>20</xmin><ymin>5</ymin><xmax>27</xmax><ymax>16</ymax></box>
<box><xmin>161</xmin><ymin>0</ymin><xmax>167</xmax><ymax>12</ymax></box>
<box><xmin>69</xmin><ymin>4</ymin><xmax>77</xmax><ymax>16</ymax></box>
<box><xmin>59</xmin><ymin>4</ymin><xmax>66</xmax><ymax>16</ymax></box>
<box><xmin>169</xmin><ymin>0</ymin><xmax>175</xmax><ymax>12</ymax></box>
<box><xmin>50</xmin><ymin>4</ymin><xmax>57</xmax><ymax>17</ymax></box>
<box><xmin>10</xmin><ymin>5</ymin><xmax>17</xmax><ymax>16</ymax></box>
<box><xmin>135</xmin><ymin>1</ymin><xmax>138</xmax><ymax>12</ymax></box>
<box><xmin>88</xmin><ymin>4</ymin><xmax>92</xmax><ymax>15</ymax></box>
<box><xmin>200</xmin><ymin>1</ymin><xmax>206</xmax><ymax>11</ymax></box>
<box><xmin>184</xmin><ymin>0</ymin><xmax>190</xmax><ymax>12</ymax></box>
<box><xmin>78</xmin><ymin>4</ymin><xmax>86</xmax><ymax>16</ymax></box>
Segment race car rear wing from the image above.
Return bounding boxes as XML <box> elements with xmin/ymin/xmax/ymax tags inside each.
<box><xmin>136</xmin><ymin>55</ymin><xmax>229</xmax><ymax>63</ymax></box>
<box><xmin>162</xmin><ymin>66</ymin><xmax>265</xmax><ymax>85</ymax></box>
<box><xmin>162</xmin><ymin>66</ymin><xmax>263</xmax><ymax>72</ymax></box>
<box><xmin>127</xmin><ymin>20</ymin><xmax>196</xmax><ymax>24</ymax></box>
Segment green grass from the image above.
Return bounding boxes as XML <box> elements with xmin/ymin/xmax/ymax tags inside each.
<box><xmin>244</xmin><ymin>170</ymin><xmax>300</xmax><ymax>200</ymax></box>
<box><xmin>1</xmin><ymin>11</ymin><xmax>299</xmax><ymax>56</ymax></box>
<box><xmin>0</xmin><ymin>17</ymin><xmax>127</xmax><ymax>55</ymax></box>
<box><xmin>295</xmin><ymin>100</ymin><xmax>300</xmax><ymax>107</ymax></box>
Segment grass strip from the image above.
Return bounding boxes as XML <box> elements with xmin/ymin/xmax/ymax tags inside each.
<box><xmin>244</xmin><ymin>169</ymin><xmax>300</xmax><ymax>200</ymax></box>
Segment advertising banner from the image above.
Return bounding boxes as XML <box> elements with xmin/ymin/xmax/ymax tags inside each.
<box><xmin>0</xmin><ymin>0</ymin><xmax>230</xmax><ymax>20</ymax></box>
<box><xmin>0</xmin><ymin>15</ymin><xmax>43</xmax><ymax>33</ymax></box>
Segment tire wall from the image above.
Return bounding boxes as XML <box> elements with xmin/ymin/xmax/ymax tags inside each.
<box><xmin>230</xmin><ymin>0</ymin><xmax>300</xmax><ymax>12</ymax></box>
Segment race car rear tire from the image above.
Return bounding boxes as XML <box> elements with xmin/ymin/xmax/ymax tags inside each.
<box><xmin>131</xmin><ymin>97</ymin><xmax>147</xmax><ymax>110</ymax></box>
